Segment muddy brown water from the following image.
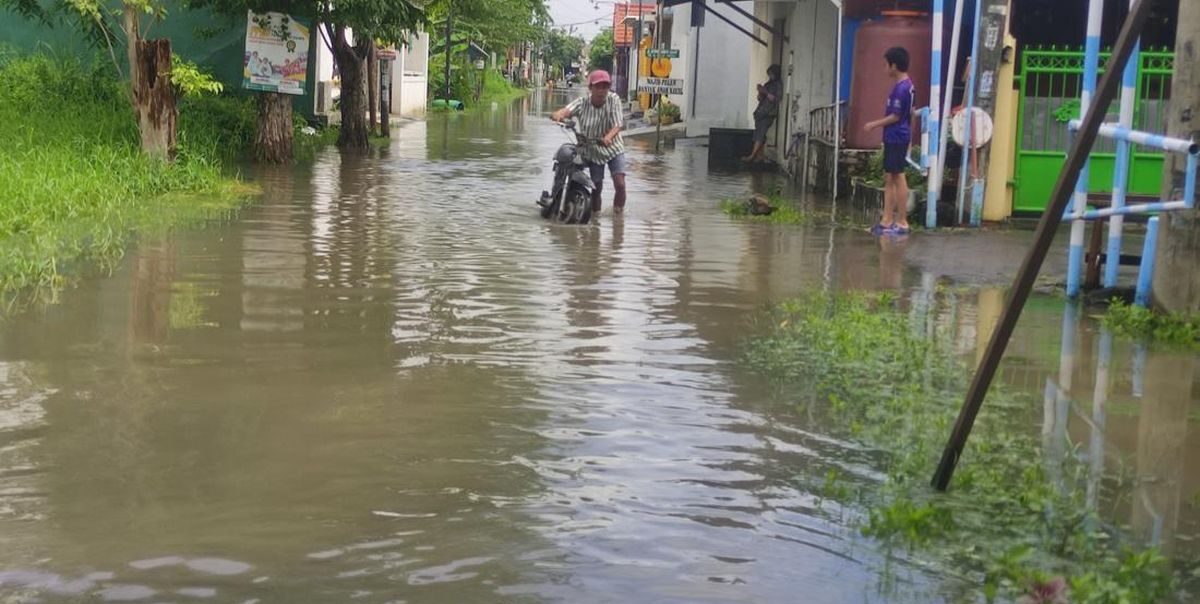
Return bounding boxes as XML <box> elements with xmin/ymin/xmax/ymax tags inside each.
<box><xmin>0</xmin><ymin>92</ymin><xmax>1197</xmax><ymax>603</ymax></box>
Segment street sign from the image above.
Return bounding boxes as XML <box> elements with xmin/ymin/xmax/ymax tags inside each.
<box><xmin>646</xmin><ymin>48</ymin><xmax>680</xmax><ymax>59</ymax></box>
<box><xmin>378</xmin><ymin>49</ymin><xmax>399</xmax><ymax>61</ymax></box>
<box><xmin>640</xmin><ymin>77</ymin><xmax>685</xmax><ymax>95</ymax></box>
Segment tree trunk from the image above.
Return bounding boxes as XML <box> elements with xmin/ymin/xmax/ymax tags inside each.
<box><xmin>380</xmin><ymin>57</ymin><xmax>391</xmax><ymax>138</ymax></box>
<box><xmin>133</xmin><ymin>39</ymin><xmax>177</xmax><ymax>161</ymax></box>
<box><xmin>123</xmin><ymin>4</ymin><xmax>139</xmax><ymax>89</ymax></box>
<box><xmin>1151</xmin><ymin>0</ymin><xmax>1200</xmax><ymax>312</ymax></box>
<box><xmin>254</xmin><ymin>92</ymin><xmax>294</xmax><ymax>163</ymax></box>
<box><xmin>332</xmin><ymin>30</ymin><xmax>370</xmax><ymax>152</ymax></box>
<box><xmin>368</xmin><ymin>44</ymin><xmax>379</xmax><ymax>135</ymax></box>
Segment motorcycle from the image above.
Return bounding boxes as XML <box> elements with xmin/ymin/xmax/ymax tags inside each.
<box><xmin>536</xmin><ymin>119</ymin><xmax>595</xmax><ymax>224</ymax></box>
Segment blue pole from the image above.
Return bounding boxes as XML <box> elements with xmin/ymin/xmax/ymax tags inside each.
<box><xmin>1135</xmin><ymin>216</ymin><xmax>1159</xmax><ymax>307</ymax></box>
<box><xmin>1067</xmin><ymin>0</ymin><xmax>1105</xmax><ymax>298</ymax></box>
<box><xmin>1106</xmin><ymin>1</ymin><xmax>1141</xmax><ymax>289</ymax></box>
<box><xmin>926</xmin><ymin>0</ymin><xmax>945</xmax><ymax>229</ymax></box>
<box><xmin>1186</xmin><ymin>153</ymin><xmax>1198</xmax><ymax>208</ymax></box>
<box><xmin>957</xmin><ymin>0</ymin><xmax>983</xmax><ymax>225</ymax></box>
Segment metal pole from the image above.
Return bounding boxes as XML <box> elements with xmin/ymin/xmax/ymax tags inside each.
<box><xmin>654</xmin><ymin>0</ymin><xmax>664</xmax><ymax>153</ymax></box>
<box><xmin>1135</xmin><ymin>216</ymin><xmax>1160</xmax><ymax>307</ymax></box>
<box><xmin>1107</xmin><ymin>0</ymin><xmax>1141</xmax><ymax>288</ymax></box>
<box><xmin>926</xmin><ymin>0</ymin><xmax>945</xmax><ymax>229</ymax></box>
<box><xmin>443</xmin><ymin>1</ymin><xmax>453</xmax><ymax>101</ymax></box>
<box><xmin>832</xmin><ymin>1</ymin><xmax>843</xmax><ymax>201</ymax></box>
<box><xmin>957</xmin><ymin>0</ymin><xmax>983</xmax><ymax>224</ymax></box>
<box><xmin>931</xmin><ymin>0</ymin><xmax>1155</xmax><ymax>491</ymax></box>
<box><xmin>938</xmin><ymin>0</ymin><xmax>965</xmax><ymax>217</ymax></box>
<box><xmin>1067</xmin><ymin>0</ymin><xmax>1105</xmax><ymax>298</ymax></box>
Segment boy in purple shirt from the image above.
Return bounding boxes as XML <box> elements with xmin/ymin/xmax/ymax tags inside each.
<box><xmin>864</xmin><ymin>47</ymin><xmax>914</xmax><ymax>234</ymax></box>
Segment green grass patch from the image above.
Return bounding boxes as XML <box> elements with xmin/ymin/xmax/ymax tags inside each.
<box><xmin>0</xmin><ymin>53</ymin><xmax>255</xmax><ymax>300</ymax></box>
<box><xmin>720</xmin><ymin>195</ymin><xmax>809</xmax><ymax>225</ymax></box>
<box><xmin>744</xmin><ymin>292</ymin><xmax>1178</xmax><ymax>603</ymax></box>
<box><xmin>1101</xmin><ymin>299</ymin><xmax>1200</xmax><ymax>349</ymax></box>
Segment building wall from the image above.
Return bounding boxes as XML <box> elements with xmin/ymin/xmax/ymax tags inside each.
<box><xmin>665</xmin><ymin>2</ymin><xmax>756</xmax><ymax>136</ymax></box>
<box><xmin>395</xmin><ymin>32</ymin><xmax>430</xmax><ymax>117</ymax></box>
<box><xmin>751</xmin><ymin>0</ymin><xmax>840</xmax><ymax>166</ymax></box>
<box><xmin>315</xmin><ymin>28</ymin><xmax>430</xmax><ymax>119</ymax></box>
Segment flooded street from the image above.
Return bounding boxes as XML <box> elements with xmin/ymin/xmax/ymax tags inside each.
<box><xmin>0</xmin><ymin>92</ymin><xmax>1197</xmax><ymax>603</ymax></box>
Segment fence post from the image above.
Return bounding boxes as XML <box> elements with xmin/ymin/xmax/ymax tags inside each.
<box><xmin>931</xmin><ymin>0</ymin><xmax>1154</xmax><ymax>491</ymax></box>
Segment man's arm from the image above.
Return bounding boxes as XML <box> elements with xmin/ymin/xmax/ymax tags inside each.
<box><xmin>552</xmin><ymin>98</ymin><xmax>581</xmax><ymax>122</ymax></box>
<box><xmin>602</xmin><ymin>96</ymin><xmax>623</xmax><ymax>146</ymax></box>
<box><xmin>865</xmin><ymin>114</ymin><xmax>900</xmax><ymax>132</ymax></box>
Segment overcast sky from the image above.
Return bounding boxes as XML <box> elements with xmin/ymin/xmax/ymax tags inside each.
<box><xmin>547</xmin><ymin>0</ymin><xmax>612</xmax><ymax>40</ymax></box>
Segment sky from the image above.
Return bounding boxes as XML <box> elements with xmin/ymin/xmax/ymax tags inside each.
<box><xmin>547</xmin><ymin>0</ymin><xmax>613</xmax><ymax>40</ymax></box>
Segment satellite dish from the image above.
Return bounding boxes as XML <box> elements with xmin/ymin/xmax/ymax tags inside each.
<box><xmin>951</xmin><ymin>107</ymin><xmax>993</xmax><ymax>149</ymax></box>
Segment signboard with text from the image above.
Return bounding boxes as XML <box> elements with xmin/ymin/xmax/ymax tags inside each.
<box><xmin>640</xmin><ymin>77</ymin><xmax>685</xmax><ymax>95</ymax></box>
<box><xmin>243</xmin><ymin>11</ymin><xmax>310</xmax><ymax>95</ymax></box>
<box><xmin>646</xmin><ymin>48</ymin><xmax>680</xmax><ymax>59</ymax></box>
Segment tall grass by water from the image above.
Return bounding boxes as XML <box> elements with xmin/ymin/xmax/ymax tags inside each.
<box><xmin>744</xmin><ymin>292</ymin><xmax>1179</xmax><ymax>604</ymax></box>
<box><xmin>0</xmin><ymin>53</ymin><xmax>250</xmax><ymax>298</ymax></box>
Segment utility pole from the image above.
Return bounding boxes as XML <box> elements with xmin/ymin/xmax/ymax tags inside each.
<box><xmin>1152</xmin><ymin>0</ymin><xmax>1200</xmax><ymax>313</ymax></box>
<box><xmin>653</xmin><ymin>0</ymin><xmax>663</xmax><ymax>152</ymax></box>
<box><xmin>443</xmin><ymin>1</ymin><xmax>453</xmax><ymax>101</ymax></box>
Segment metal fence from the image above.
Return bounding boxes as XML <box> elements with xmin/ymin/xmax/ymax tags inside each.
<box><xmin>1014</xmin><ymin>46</ymin><xmax>1174</xmax><ymax>213</ymax></box>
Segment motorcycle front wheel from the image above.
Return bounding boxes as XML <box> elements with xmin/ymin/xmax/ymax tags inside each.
<box><xmin>559</xmin><ymin>186</ymin><xmax>593</xmax><ymax>225</ymax></box>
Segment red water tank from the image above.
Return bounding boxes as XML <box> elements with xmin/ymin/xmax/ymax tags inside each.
<box><xmin>845</xmin><ymin>1</ymin><xmax>930</xmax><ymax>19</ymax></box>
<box><xmin>845</xmin><ymin>14</ymin><xmax>932</xmax><ymax>150</ymax></box>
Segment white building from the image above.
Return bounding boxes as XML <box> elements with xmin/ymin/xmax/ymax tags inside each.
<box><xmin>314</xmin><ymin>29</ymin><xmax>431</xmax><ymax>120</ymax></box>
<box><xmin>642</xmin><ymin>0</ymin><xmax>839</xmax><ymax>152</ymax></box>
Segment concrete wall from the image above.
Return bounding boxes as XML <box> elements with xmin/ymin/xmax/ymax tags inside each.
<box><xmin>750</xmin><ymin>0</ymin><xmax>840</xmax><ymax>167</ymax></box>
<box><xmin>315</xmin><ymin>28</ymin><xmax>429</xmax><ymax>119</ymax></box>
<box><xmin>663</xmin><ymin>2</ymin><xmax>756</xmax><ymax>136</ymax></box>
<box><xmin>395</xmin><ymin>32</ymin><xmax>430</xmax><ymax>117</ymax></box>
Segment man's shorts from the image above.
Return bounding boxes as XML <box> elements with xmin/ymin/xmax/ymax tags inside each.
<box><xmin>589</xmin><ymin>153</ymin><xmax>629</xmax><ymax>186</ymax></box>
<box><xmin>883</xmin><ymin>143</ymin><xmax>909</xmax><ymax>175</ymax></box>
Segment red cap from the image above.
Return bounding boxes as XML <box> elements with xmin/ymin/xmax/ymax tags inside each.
<box><xmin>588</xmin><ymin>70</ymin><xmax>612</xmax><ymax>87</ymax></box>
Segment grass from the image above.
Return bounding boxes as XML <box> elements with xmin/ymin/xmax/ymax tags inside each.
<box><xmin>743</xmin><ymin>292</ymin><xmax>1179</xmax><ymax>604</ymax></box>
<box><xmin>1101</xmin><ymin>299</ymin><xmax>1200</xmax><ymax>349</ymax></box>
<box><xmin>0</xmin><ymin>53</ymin><xmax>256</xmax><ymax>300</ymax></box>
<box><xmin>720</xmin><ymin>194</ymin><xmax>809</xmax><ymax>225</ymax></box>
<box><xmin>429</xmin><ymin>66</ymin><xmax>528</xmax><ymax>113</ymax></box>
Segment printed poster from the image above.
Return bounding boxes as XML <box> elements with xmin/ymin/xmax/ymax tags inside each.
<box><xmin>243</xmin><ymin>11</ymin><xmax>309</xmax><ymax>95</ymax></box>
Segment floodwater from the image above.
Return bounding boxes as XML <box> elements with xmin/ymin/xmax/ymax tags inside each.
<box><xmin>0</xmin><ymin>91</ymin><xmax>1197</xmax><ymax>603</ymax></box>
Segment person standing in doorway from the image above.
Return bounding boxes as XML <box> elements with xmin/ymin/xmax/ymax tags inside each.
<box><xmin>864</xmin><ymin>46</ymin><xmax>914</xmax><ymax>235</ymax></box>
<box><xmin>551</xmin><ymin>69</ymin><xmax>628</xmax><ymax>214</ymax></box>
<box><xmin>743</xmin><ymin>64</ymin><xmax>783</xmax><ymax>163</ymax></box>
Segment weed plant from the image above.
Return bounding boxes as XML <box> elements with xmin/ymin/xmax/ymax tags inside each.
<box><xmin>720</xmin><ymin>195</ymin><xmax>809</xmax><ymax>225</ymax></box>
<box><xmin>1102</xmin><ymin>299</ymin><xmax>1200</xmax><ymax>349</ymax></box>
<box><xmin>744</xmin><ymin>292</ymin><xmax>1177</xmax><ymax>603</ymax></box>
<box><xmin>0</xmin><ymin>53</ymin><xmax>249</xmax><ymax>296</ymax></box>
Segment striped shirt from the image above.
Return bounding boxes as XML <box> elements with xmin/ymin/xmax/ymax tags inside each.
<box><xmin>565</xmin><ymin>91</ymin><xmax>625</xmax><ymax>163</ymax></box>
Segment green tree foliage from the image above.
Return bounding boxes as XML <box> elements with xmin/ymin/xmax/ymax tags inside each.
<box><xmin>587</xmin><ymin>27</ymin><xmax>614</xmax><ymax>72</ymax></box>
<box><xmin>543</xmin><ymin>28</ymin><xmax>583</xmax><ymax>75</ymax></box>
<box><xmin>425</xmin><ymin>0</ymin><xmax>549</xmax><ymax>54</ymax></box>
<box><xmin>187</xmin><ymin>0</ymin><xmax>426</xmax><ymax>151</ymax></box>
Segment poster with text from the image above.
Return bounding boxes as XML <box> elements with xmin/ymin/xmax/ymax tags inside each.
<box><xmin>243</xmin><ymin>11</ymin><xmax>309</xmax><ymax>95</ymax></box>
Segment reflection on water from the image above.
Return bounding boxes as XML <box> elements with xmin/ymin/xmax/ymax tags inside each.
<box><xmin>0</xmin><ymin>91</ymin><xmax>1196</xmax><ymax>602</ymax></box>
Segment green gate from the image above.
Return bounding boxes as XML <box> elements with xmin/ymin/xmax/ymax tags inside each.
<box><xmin>1014</xmin><ymin>46</ymin><xmax>1174</xmax><ymax>213</ymax></box>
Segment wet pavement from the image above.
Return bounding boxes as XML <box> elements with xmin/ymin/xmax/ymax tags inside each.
<box><xmin>0</xmin><ymin>91</ymin><xmax>1196</xmax><ymax>603</ymax></box>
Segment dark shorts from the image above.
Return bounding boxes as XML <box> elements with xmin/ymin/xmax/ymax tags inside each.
<box><xmin>883</xmin><ymin>143</ymin><xmax>909</xmax><ymax>174</ymax></box>
<box><xmin>589</xmin><ymin>153</ymin><xmax>628</xmax><ymax>186</ymax></box>
<box><xmin>753</xmin><ymin>115</ymin><xmax>776</xmax><ymax>143</ymax></box>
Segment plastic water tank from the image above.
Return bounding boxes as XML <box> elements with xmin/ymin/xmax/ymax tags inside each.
<box><xmin>845</xmin><ymin>13</ymin><xmax>932</xmax><ymax>150</ymax></box>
